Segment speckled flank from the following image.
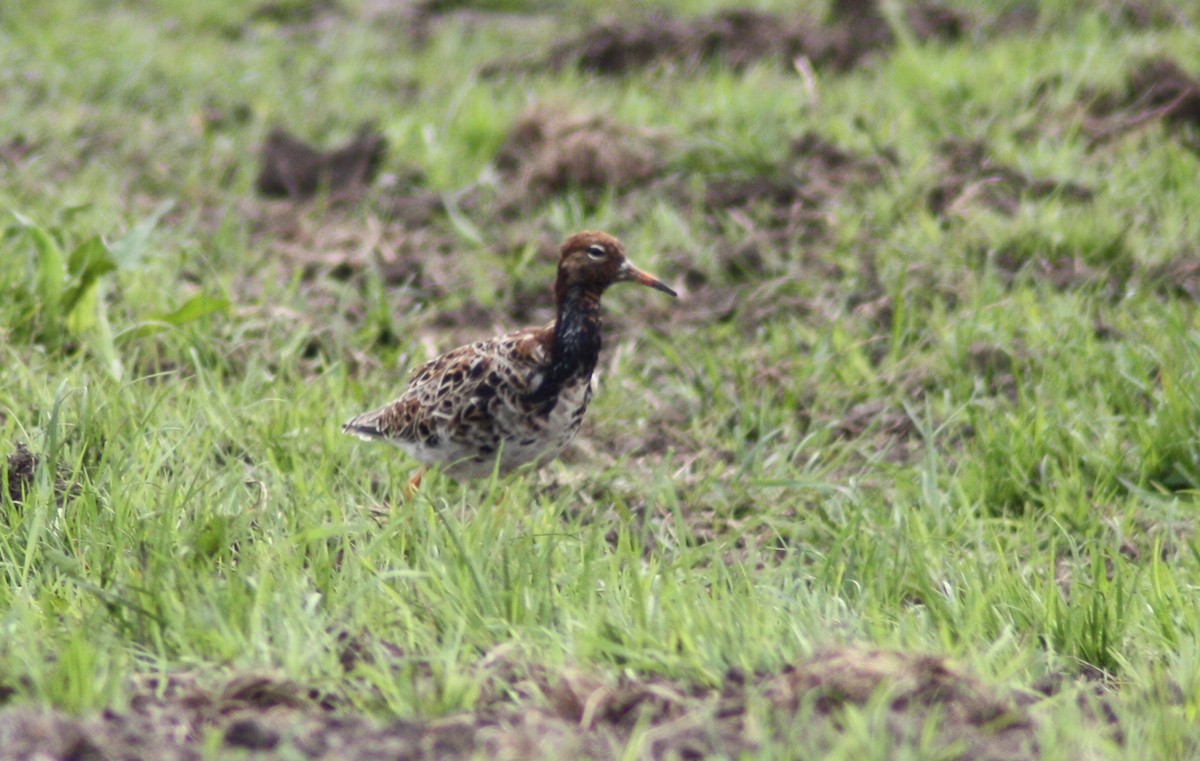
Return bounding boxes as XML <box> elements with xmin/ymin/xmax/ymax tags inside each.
<box><xmin>343</xmin><ymin>231</ymin><xmax>675</xmax><ymax>481</ymax></box>
<box><xmin>343</xmin><ymin>325</ymin><xmax>591</xmax><ymax>478</ymax></box>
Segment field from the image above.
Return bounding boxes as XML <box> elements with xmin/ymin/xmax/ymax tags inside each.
<box><xmin>3</xmin><ymin>0</ymin><xmax>1200</xmax><ymax>758</ymax></box>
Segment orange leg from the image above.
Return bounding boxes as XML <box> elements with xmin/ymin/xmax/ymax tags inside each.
<box><xmin>403</xmin><ymin>467</ymin><xmax>424</xmax><ymax>499</ymax></box>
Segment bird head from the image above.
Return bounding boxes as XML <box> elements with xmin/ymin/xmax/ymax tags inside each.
<box><xmin>555</xmin><ymin>231</ymin><xmax>677</xmax><ymax>298</ymax></box>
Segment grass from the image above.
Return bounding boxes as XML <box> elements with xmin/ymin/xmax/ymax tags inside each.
<box><xmin>2</xmin><ymin>0</ymin><xmax>1200</xmax><ymax>757</ymax></box>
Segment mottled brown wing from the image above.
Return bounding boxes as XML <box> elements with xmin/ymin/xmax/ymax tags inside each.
<box><xmin>342</xmin><ymin>325</ymin><xmax>553</xmax><ymax>447</ymax></box>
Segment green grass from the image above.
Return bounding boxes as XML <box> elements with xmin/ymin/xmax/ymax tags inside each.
<box><xmin>3</xmin><ymin>0</ymin><xmax>1200</xmax><ymax>757</ymax></box>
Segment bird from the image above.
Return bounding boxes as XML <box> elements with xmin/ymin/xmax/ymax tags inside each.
<box><xmin>343</xmin><ymin>231</ymin><xmax>677</xmax><ymax>488</ymax></box>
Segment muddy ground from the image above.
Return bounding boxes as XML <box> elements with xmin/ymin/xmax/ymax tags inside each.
<box><xmin>0</xmin><ymin>645</ymin><xmax>1110</xmax><ymax>760</ymax></box>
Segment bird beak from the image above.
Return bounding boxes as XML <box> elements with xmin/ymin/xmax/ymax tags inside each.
<box><xmin>620</xmin><ymin>260</ymin><xmax>678</xmax><ymax>297</ymax></box>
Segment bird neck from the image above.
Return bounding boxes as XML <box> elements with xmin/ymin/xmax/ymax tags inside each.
<box><xmin>529</xmin><ymin>284</ymin><xmax>603</xmax><ymax>404</ymax></box>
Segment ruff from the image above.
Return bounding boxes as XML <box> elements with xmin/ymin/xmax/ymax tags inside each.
<box><xmin>343</xmin><ymin>231</ymin><xmax>676</xmax><ymax>481</ymax></box>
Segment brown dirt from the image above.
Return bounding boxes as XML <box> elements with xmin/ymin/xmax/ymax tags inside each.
<box><xmin>4</xmin><ymin>443</ymin><xmax>76</xmax><ymax>507</ymax></box>
<box><xmin>696</xmin><ymin>131</ymin><xmax>893</xmax><ymax>297</ymax></box>
<box><xmin>980</xmin><ymin>230</ymin><xmax>1131</xmax><ymax>295</ymax></box>
<box><xmin>819</xmin><ymin>393</ymin><xmax>932</xmax><ymax>467</ymax></box>
<box><xmin>705</xmin><ymin>132</ymin><xmax>892</xmax><ymax>248</ymax></box>
<box><xmin>1031</xmin><ymin>666</ymin><xmax>1125</xmax><ymax>744</ymax></box>
<box><xmin>968</xmin><ymin>342</ymin><xmax>1020</xmax><ymax>401</ymax></box>
<box><xmin>830</xmin><ymin>400</ymin><xmax>918</xmax><ymax>444</ymax></box>
<box><xmin>1086</xmin><ymin>57</ymin><xmax>1200</xmax><ymax>149</ymax></box>
<box><xmin>494</xmin><ymin>105</ymin><xmax>667</xmax><ymax>206</ymax></box>
<box><xmin>544</xmin><ymin>9</ymin><xmax>810</xmax><ymax>76</ymax></box>
<box><xmin>1144</xmin><ymin>252</ymin><xmax>1200</xmax><ymax>300</ymax></box>
<box><xmin>386</xmin><ymin>0</ymin><xmax>559</xmax><ymax>47</ymax></box>
<box><xmin>255</xmin><ymin>126</ymin><xmax>388</xmax><ymax>200</ymax></box>
<box><xmin>995</xmin><ymin>252</ymin><xmax>1113</xmax><ymax>293</ymax></box>
<box><xmin>768</xmin><ymin>649</ymin><xmax>1041</xmax><ymax>761</ymax></box>
<box><xmin>247</xmin><ymin>201</ymin><xmax>457</xmax><ymax>291</ymax></box>
<box><xmin>928</xmin><ymin>138</ymin><xmax>1093</xmax><ymax>219</ymax></box>
<box><xmin>902</xmin><ymin>1</ymin><xmax>969</xmax><ymax>41</ymax></box>
<box><xmin>0</xmin><ymin>135</ymin><xmax>36</xmax><ymax>166</ymax></box>
<box><xmin>1098</xmin><ymin>0</ymin><xmax>1190</xmax><ymax>29</ymax></box>
<box><xmin>538</xmin><ymin>1</ymin><xmax>969</xmax><ymax>77</ymax></box>
<box><xmin>845</xmin><ymin>250</ymin><xmax>892</xmax><ymax>338</ymax></box>
<box><xmin>1112</xmin><ymin>508</ymin><xmax>1197</xmax><ymax>566</ymax></box>
<box><xmin>5</xmin><ymin>443</ymin><xmax>39</xmax><ymax>505</ymax></box>
<box><xmin>249</xmin><ymin>0</ymin><xmax>342</xmax><ymax>27</ymax></box>
<box><xmin>0</xmin><ymin>646</ymin><xmax>1065</xmax><ymax>760</ymax></box>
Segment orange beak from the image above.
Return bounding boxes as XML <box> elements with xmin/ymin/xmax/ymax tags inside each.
<box><xmin>620</xmin><ymin>260</ymin><xmax>677</xmax><ymax>297</ymax></box>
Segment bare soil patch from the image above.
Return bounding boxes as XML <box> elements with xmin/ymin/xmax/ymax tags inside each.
<box><xmin>705</xmin><ymin>132</ymin><xmax>892</xmax><ymax>254</ymax></box>
<box><xmin>0</xmin><ymin>135</ymin><xmax>36</xmax><ymax>167</ymax></box>
<box><xmin>694</xmin><ymin>131</ymin><xmax>893</xmax><ymax>301</ymax></box>
<box><xmin>247</xmin><ymin>201</ymin><xmax>457</xmax><ymax>293</ymax></box>
<box><xmin>1097</xmin><ymin>0</ymin><xmax>1191</xmax><ymax>29</ymax></box>
<box><xmin>1143</xmin><ymin>252</ymin><xmax>1200</xmax><ymax>301</ymax></box>
<box><xmin>1086</xmin><ymin>57</ymin><xmax>1200</xmax><ymax>149</ymax></box>
<box><xmin>4</xmin><ymin>443</ymin><xmax>39</xmax><ymax>505</ymax></box>
<box><xmin>830</xmin><ymin>400</ymin><xmax>919</xmax><ymax>452</ymax></box>
<box><xmin>967</xmin><ymin>341</ymin><xmax>1021</xmax><ymax>401</ymax></box>
<box><xmin>928</xmin><ymin>138</ymin><xmax>1093</xmax><ymax>219</ymax></box>
<box><xmin>382</xmin><ymin>0</ymin><xmax>559</xmax><ymax>46</ymax></box>
<box><xmin>768</xmin><ymin>648</ymin><xmax>1042</xmax><ymax>761</ymax></box>
<box><xmin>545</xmin><ymin>9</ymin><xmax>811</xmax><ymax>76</ymax></box>
<box><xmin>538</xmin><ymin>0</ymin><xmax>969</xmax><ymax>77</ymax></box>
<box><xmin>250</xmin><ymin>0</ymin><xmax>342</xmax><ymax>27</ymax></box>
<box><xmin>0</xmin><ymin>646</ymin><xmax>1065</xmax><ymax>760</ymax></box>
<box><xmin>4</xmin><ymin>442</ymin><xmax>76</xmax><ymax>507</ymax></box>
<box><xmin>494</xmin><ymin>105</ymin><xmax>667</xmax><ymax>207</ymax></box>
<box><xmin>256</xmin><ymin>127</ymin><xmax>388</xmax><ymax>200</ymax></box>
<box><xmin>992</xmin><ymin>251</ymin><xmax>1122</xmax><ymax>295</ymax></box>
<box><xmin>978</xmin><ymin>229</ymin><xmax>1131</xmax><ymax>295</ymax></box>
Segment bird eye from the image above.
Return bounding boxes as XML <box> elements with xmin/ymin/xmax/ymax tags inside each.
<box><xmin>586</xmin><ymin>244</ymin><xmax>607</xmax><ymax>260</ymax></box>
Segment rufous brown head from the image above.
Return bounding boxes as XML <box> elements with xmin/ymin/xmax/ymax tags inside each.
<box><xmin>554</xmin><ymin>231</ymin><xmax>677</xmax><ymax>299</ymax></box>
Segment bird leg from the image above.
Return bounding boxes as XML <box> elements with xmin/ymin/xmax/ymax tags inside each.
<box><xmin>402</xmin><ymin>467</ymin><xmax>424</xmax><ymax>499</ymax></box>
